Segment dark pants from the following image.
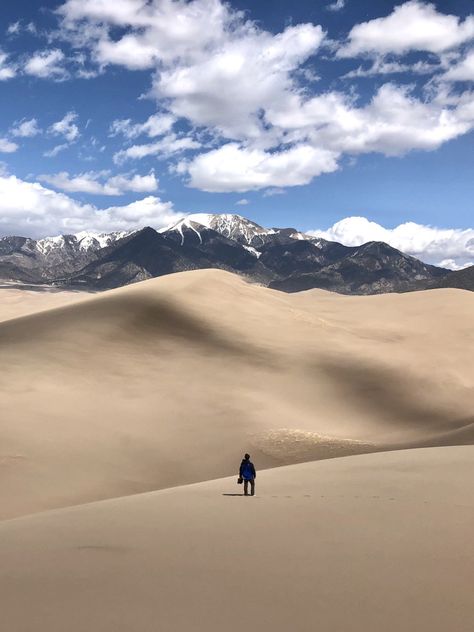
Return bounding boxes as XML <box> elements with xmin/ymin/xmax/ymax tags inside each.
<box><xmin>244</xmin><ymin>478</ymin><xmax>255</xmax><ymax>496</ymax></box>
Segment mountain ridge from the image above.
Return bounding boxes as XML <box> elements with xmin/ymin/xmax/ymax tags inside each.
<box><xmin>1</xmin><ymin>212</ymin><xmax>469</xmax><ymax>294</ymax></box>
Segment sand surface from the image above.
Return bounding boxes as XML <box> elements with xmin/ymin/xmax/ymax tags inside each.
<box><xmin>0</xmin><ymin>283</ymin><xmax>91</xmax><ymax>321</ymax></box>
<box><xmin>0</xmin><ymin>270</ymin><xmax>473</xmax><ymax>518</ymax></box>
<box><xmin>1</xmin><ymin>446</ymin><xmax>473</xmax><ymax>632</ymax></box>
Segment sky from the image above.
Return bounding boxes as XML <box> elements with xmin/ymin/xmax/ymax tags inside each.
<box><xmin>0</xmin><ymin>0</ymin><xmax>473</xmax><ymax>268</ymax></box>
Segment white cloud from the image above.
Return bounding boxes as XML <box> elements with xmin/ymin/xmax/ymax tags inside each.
<box><xmin>114</xmin><ymin>133</ymin><xmax>200</xmax><ymax>164</ymax></box>
<box><xmin>43</xmin><ymin>143</ymin><xmax>70</xmax><ymax>158</ymax></box>
<box><xmin>262</xmin><ymin>187</ymin><xmax>286</xmax><ymax>197</ymax></box>
<box><xmin>7</xmin><ymin>22</ymin><xmax>21</xmax><ymax>36</ymax></box>
<box><xmin>110</xmin><ymin>113</ymin><xmax>175</xmax><ymax>139</ymax></box>
<box><xmin>154</xmin><ymin>23</ymin><xmax>325</xmax><ymax>140</ymax></box>
<box><xmin>343</xmin><ymin>59</ymin><xmax>440</xmax><ymax>78</ymax></box>
<box><xmin>49</xmin><ymin>112</ymin><xmax>80</xmax><ymax>142</ymax></box>
<box><xmin>95</xmin><ymin>35</ymin><xmax>160</xmax><ymax>70</ymax></box>
<box><xmin>0</xmin><ymin>67</ymin><xmax>15</xmax><ymax>81</ymax></box>
<box><xmin>57</xmin><ymin>0</ymin><xmax>151</xmax><ymax>25</ymax></box>
<box><xmin>442</xmin><ymin>49</ymin><xmax>474</xmax><ymax>81</ymax></box>
<box><xmin>58</xmin><ymin>0</ymin><xmax>246</xmax><ymax>66</ymax></box>
<box><xmin>438</xmin><ymin>258</ymin><xmax>473</xmax><ymax>271</ymax></box>
<box><xmin>308</xmin><ymin>216</ymin><xmax>474</xmax><ymax>269</ymax></box>
<box><xmin>339</xmin><ymin>1</ymin><xmax>474</xmax><ymax>57</ymax></box>
<box><xmin>38</xmin><ymin>170</ymin><xmax>159</xmax><ymax>195</ymax></box>
<box><xmin>327</xmin><ymin>0</ymin><xmax>345</xmax><ymax>12</ymax></box>
<box><xmin>6</xmin><ymin>20</ymin><xmax>37</xmax><ymax>37</ymax></box>
<box><xmin>267</xmin><ymin>84</ymin><xmax>474</xmax><ymax>156</ymax></box>
<box><xmin>0</xmin><ymin>50</ymin><xmax>16</xmax><ymax>80</ymax></box>
<box><xmin>184</xmin><ymin>78</ymin><xmax>474</xmax><ymax>191</ymax></box>
<box><xmin>0</xmin><ymin>138</ymin><xmax>18</xmax><ymax>153</ymax></box>
<box><xmin>235</xmin><ymin>198</ymin><xmax>249</xmax><ymax>206</ymax></box>
<box><xmin>100</xmin><ymin>196</ymin><xmax>181</xmax><ymax>232</ymax></box>
<box><xmin>179</xmin><ymin>143</ymin><xmax>339</xmax><ymax>192</ymax></box>
<box><xmin>24</xmin><ymin>49</ymin><xmax>67</xmax><ymax>79</ymax></box>
<box><xmin>0</xmin><ymin>174</ymin><xmax>181</xmax><ymax>237</ymax></box>
<box><xmin>11</xmin><ymin>118</ymin><xmax>42</xmax><ymax>138</ymax></box>
<box><xmin>58</xmin><ymin>0</ymin><xmax>325</xmax><ymax>141</ymax></box>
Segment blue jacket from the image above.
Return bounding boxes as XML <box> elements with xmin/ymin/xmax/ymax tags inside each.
<box><xmin>239</xmin><ymin>459</ymin><xmax>256</xmax><ymax>480</ymax></box>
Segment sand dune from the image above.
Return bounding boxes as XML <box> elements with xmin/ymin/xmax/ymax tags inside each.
<box><xmin>0</xmin><ymin>283</ymin><xmax>90</xmax><ymax>322</ymax></box>
<box><xmin>0</xmin><ymin>270</ymin><xmax>473</xmax><ymax>519</ymax></box>
<box><xmin>1</xmin><ymin>446</ymin><xmax>473</xmax><ymax>632</ymax></box>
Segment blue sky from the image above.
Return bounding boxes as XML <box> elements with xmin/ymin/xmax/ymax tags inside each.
<box><xmin>0</xmin><ymin>0</ymin><xmax>473</xmax><ymax>267</ymax></box>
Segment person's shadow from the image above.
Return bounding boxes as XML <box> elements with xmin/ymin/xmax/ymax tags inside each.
<box><xmin>222</xmin><ymin>493</ymin><xmax>245</xmax><ymax>496</ymax></box>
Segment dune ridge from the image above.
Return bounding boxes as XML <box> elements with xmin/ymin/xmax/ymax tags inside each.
<box><xmin>0</xmin><ymin>269</ymin><xmax>473</xmax><ymax>519</ymax></box>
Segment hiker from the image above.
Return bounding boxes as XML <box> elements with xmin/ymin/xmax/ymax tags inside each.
<box><xmin>239</xmin><ymin>453</ymin><xmax>256</xmax><ymax>496</ymax></box>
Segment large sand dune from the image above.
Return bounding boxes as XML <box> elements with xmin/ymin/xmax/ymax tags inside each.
<box><xmin>0</xmin><ymin>270</ymin><xmax>473</xmax><ymax>519</ymax></box>
<box><xmin>1</xmin><ymin>446</ymin><xmax>473</xmax><ymax>632</ymax></box>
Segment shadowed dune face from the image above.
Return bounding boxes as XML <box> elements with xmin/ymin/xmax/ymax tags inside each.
<box><xmin>0</xmin><ymin>270</ymin><xmax>473</xmax><ymax>519</ymax></box>
<box><xmin>316</xmin><ymin>358</ymin><xmax>474</xmax><ymax>438</ymax></box>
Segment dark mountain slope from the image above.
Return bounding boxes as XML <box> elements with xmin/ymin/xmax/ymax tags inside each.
<box><xmin>0</xmin><ymin>232</ymin><xmax>128</xmax><ymax>283</ymax></box>
<box><xmin>66</xmin><ymin>225</ymin><xmax>269</xmax><ymax>290</ymax></box>
<box><xmin>269</xmin><ymin>241</ymin><xmax>448</xmax><ymax>294</ymax></box>
<box><xmin>258</xmin><ymin>238</ymin><xmax>351</xmax><ymax>278</ymax></box>
<box><xmin>428</xmin><ymin>265</ymin><xmax>474</xmax><ymax>291</ymax></box>
<box><xmin>64</xmin><ymin>228</ymin><xmax>202</xmax><ymax>289</ymax></box>
<box><xmin>161</xmin><ymin>223</ymin><xmax>268</xmax><ymax>276</ymax></box>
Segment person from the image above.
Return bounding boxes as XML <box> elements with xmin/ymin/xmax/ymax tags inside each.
<box><xmin>239</xmin><ymin>453</ymin><xmax>256</xmax><ymax>496</ymax></box>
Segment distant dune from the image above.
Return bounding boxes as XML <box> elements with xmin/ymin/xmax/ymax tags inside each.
<box><xmin>1</xmin><ymin>446</ymin><xmax>473</xmax><ymax>632</ymax></box>
<box><xmin>0</xmin><ymin>283</ymin><xmax>90</xmax><ymax>321</ymax></box>
<box><xmin>0</xmin><ymin>269</ymin><xmax>473</xmax><ymax>519</ymax></box>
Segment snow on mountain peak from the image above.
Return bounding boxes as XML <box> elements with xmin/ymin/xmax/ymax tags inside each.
<box><xmin>161</xmin><ymin>212</ymin><xmax>276</xmax><ymax>246</ymax></box>
<box><xmin>75</xmin><ymin>230</ymin><xmax>131</xmax><ymax>251</ymax></box>
<box><xmin>36</xmin><ymin>230</ymin><xmax>132</xmax><ymax>255</ymax></box>
<box><xmin>36</xmin><ymin>235</ymin><xmax>69</xmax><ymax>255</ymax></box>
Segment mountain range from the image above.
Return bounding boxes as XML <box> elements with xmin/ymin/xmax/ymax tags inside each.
<box><xmin>0</xmin><ymin>213</ymin><xmax>472</xmax><ymax>294</ymax></box>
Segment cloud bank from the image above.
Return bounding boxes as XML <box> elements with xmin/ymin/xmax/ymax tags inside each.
<box><xmin>38</xmin><ymin>170</ymin><xmax>159</xmax><ymax>195</ymax></box>
<box><xmin>339</xmin><ymin>1</ymin><xmax>474</xmax><ymax>57</ymax></box>
<box><xmin>0</xmin><ymin>175</ymin><xmax>181</xmax><ymax>237</ymax></box>
<box><xmin>309</xmin><ymin>216</ymin><xmax>474</xmax><ymax>269</ymax></box>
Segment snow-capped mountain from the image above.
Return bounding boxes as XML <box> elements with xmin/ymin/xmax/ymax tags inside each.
<box><xmin>161</xmin><ymin>213</ymin><xmax>276</xmax><ymax>247</ymax></box>
<box><xmin>0</xmin><ymin>213</ymin><xmax>459</xmax><ymax>293</ymax></box>
<box><xmin>0</xmin><ymin>230</ymin><xmax>134</xmax><ymax>284</ymax></box>
<box><xmin>36</xmin><ymin>230</ymin><xmax>132</xmax><ymax>255</ymax></box>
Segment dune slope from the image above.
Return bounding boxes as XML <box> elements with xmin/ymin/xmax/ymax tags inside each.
<box><xmin>0</xmin><ymin>270</ymin><xmax>473</xmax><ymax>519</ymax></box>
<box><xmin>1</xmin><ymin>447</ymin><xmax>473</xmax><ymax>632</ymax></box>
